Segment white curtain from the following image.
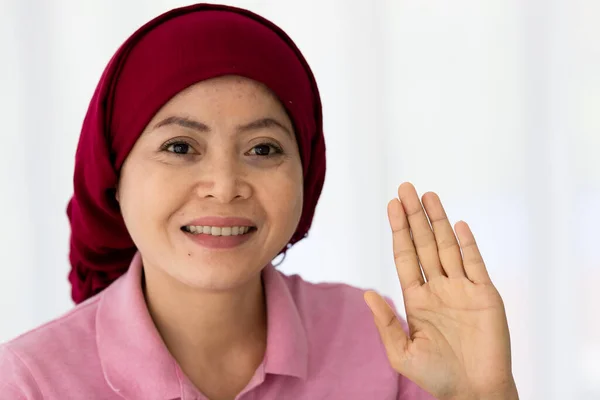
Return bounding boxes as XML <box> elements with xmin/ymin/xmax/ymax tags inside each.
<box><xmin>0</xmin><ymin>1</ymin><xmax>598</xmax><ymax>399</ymax></box>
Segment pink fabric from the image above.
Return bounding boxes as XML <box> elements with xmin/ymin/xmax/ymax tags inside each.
<box><xmin>0</xmin><ymin>254</ymin><xmax>435</xmax><ymax>399</ymax></box>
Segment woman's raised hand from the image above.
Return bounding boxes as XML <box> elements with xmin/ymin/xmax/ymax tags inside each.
<box><xmin>365</xmin><ymin>182</ymin><xmax>518</xmax><ymax>400</ymax></box>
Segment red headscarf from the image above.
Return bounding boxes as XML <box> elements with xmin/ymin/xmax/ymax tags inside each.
<box><xmin>67</xmin><ymin>3</ymin><xmax>326</xmax><ymax>304</ymax></box>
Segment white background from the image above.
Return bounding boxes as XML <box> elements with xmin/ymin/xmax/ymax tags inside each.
<box><xmin>0</xmin><ymin>1</ymin><xmax>598</xmax><ymax>399</ymax></box>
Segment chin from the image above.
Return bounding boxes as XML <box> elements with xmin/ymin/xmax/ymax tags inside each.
<box><xmin>170</xmin><ymin>255</ymin><xmax>264</xmax><ymax>292</ymax></box>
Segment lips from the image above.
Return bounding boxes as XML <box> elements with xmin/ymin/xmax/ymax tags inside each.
<box><xmin>180</xmin><ymin>216</ymin><xmax>258</xmax><ymax>249</ymax></box>
<box><xmin>183</xmin><ymin>216</ymin><xmax>256</xmax><ymax>228</ymax></box>
<box><xmin>182</xmin><ymin>225</ymin><xmax>254</xmax><ymax>236</ymax></box>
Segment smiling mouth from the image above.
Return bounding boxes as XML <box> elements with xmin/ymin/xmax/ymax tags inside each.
<box><xmin>181</xmin><ymin>225</ymin><xmax>257</xmax><ymax>236</ymax></box>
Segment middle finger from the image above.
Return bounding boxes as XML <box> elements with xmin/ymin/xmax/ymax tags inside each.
<box><xmin>397</xmin><ymin>182</ymin><xmax>445</xmax><ymax>281</ymax></box>
<box><xmin>422</xmin><ymin>192</ymin><xmax>466</xmax><ymax>278</ymax></box>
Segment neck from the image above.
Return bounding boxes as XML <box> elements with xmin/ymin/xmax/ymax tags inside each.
<box><xmin>142</xmin><ymin>264</ymin><xmax>267</xmax><ymax>365</ymax></box>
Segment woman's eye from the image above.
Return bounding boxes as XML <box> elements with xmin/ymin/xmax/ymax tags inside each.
<box><xmin>248</xmin><ymin>143</ymin><xmax>282</xmax><ymax>157</ymax></box>
<box><xmin>166</xmin><ymin>142</ymin><xmax>192</xmax><ymax>155</ymax></box>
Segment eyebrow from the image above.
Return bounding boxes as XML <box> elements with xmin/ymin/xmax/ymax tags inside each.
<box><xmin>153</xmin><ymin>116</ymin><xmax>292</xmax><ymax>137</ymax></box>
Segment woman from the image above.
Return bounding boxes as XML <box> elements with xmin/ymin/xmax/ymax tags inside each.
<box><xmin>0</xmin><ymin>4</ymin><xmax>519</xmax><ymax>400</ymax></box>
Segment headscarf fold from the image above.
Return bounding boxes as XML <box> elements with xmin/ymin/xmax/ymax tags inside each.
<box><xmin>67</xmin><ymin>3</ymin><xmax>326</xmax><ymax>304</ymax></box>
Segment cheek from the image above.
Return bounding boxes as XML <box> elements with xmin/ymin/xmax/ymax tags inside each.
<box><xmin>262</xmin><ymin>166</ymin><xmax>304</xmax><ymax>228</ymax></box>
<box><xmin>118</xmin><ymin>162</ymin><xmax>185</xmax><ymax>233</ymax></box>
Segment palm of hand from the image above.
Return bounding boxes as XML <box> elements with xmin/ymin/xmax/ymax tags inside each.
<box><xmin>401</xmin><ymin>276</ymin><xmax>511</xmax><ymax>398</ymax></box>
<box><xmin>365</xmin><ymin>183</ymin><xmax>517</xmax><ymax>400</ymax></box>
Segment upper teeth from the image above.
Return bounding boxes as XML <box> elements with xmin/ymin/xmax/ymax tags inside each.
<box><xmin>185</xmin><ymin>226</ymin><xmax>251</xmax><ymax>236</ymax></box>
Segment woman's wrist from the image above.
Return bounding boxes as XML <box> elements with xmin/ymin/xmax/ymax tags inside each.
<box><xmin>446</xmin><ymin>378</ymin><xmax>519</xmax><ymax>400</ymax></box>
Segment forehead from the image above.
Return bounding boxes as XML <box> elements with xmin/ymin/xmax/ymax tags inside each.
<box><xmin>166</xmin><ymin>75</ymin><xmax>282</xmax><ymax>107</ymax></box>
<box><xmin>143</xmin><ymin>75</ymin><xmax>294</xmax><ymax>134</ymax></box>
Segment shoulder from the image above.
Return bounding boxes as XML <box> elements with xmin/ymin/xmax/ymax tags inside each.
<box><xmin>280</xmin><ymin>270</ymin><xmax>405</xmax><ymax>331</ymax></box>
<box><xmin>278</xmin><ymin>271</ymin><xmax>403</xmax><ymax>386</ymax></box>
<box><xmin>3</xmin><ymin>295</ymin><xmax>100</xmax><ymax>356</ymax></box>
<box><xmin>0</xmin><ymin>344</ymin><xmax>43</xmax><ymax>399</ymax></box>
<box><xmin>0</xmin><ymin>295</ymin><xmax>103</xmax><ymax>397</ymax></box>
<box><xmin>279</xmin><ymin>272</ymin><xmax>434</xmax><ymax>399</ymax></box>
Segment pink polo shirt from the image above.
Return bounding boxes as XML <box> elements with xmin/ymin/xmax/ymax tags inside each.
<box><xmin>0</xmin><ymin>253</ymin><xmax>435</xmax><ymax>399</ymax></box>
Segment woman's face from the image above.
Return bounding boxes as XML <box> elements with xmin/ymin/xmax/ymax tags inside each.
<box><xmin>116</xmin><ymin>75</ymin><xmax>303</xmax><ymax>291</ymax></box>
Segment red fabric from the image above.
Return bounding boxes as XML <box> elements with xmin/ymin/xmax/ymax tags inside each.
<box><xmin>66</xmin><ymin>3</ymin><xmax>326</xmax><ymax>304</ymax></box>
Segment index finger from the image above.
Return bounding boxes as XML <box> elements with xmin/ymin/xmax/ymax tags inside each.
<box><xmin>388</xmin><ymin>198</ymin><xmax>425</xmax><ymax>290</ymax></box>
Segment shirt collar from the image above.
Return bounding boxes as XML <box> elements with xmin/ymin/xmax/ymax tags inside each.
<box><xmin>261</xmin><ymin>263</ymin><xmax>308</xmax><ymax>380</ymax></box>
<box><xmin>96</xmin><ymin>253</ymin><xmax>308</xmax><ymax>399</ymax></box>
<box><xmin>96</xmin><ymin>252</ymin><xmax>182</xmax><ymax>399</ymax></box>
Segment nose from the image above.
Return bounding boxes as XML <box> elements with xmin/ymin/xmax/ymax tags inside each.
<box><xmin>193</xmin><ymin>153</ymin><xmax>251</xmax><ymax>203</ymax></box>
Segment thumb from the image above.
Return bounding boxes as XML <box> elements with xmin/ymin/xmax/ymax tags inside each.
<box><xmin>364</xmin><ymin>290</ymin><xmax>411</xmax><ymax>373</ymax></box>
